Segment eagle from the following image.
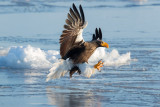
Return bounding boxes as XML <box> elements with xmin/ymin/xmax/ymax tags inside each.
<box><xmin>46</xmin><ymin>3</ymin><xmax>109</xmax><ymax>80</ymax></box>
<box><xmin>60</xmin><ymin>3</ymin><xmax>109</xmax><ymax>78</ymax></box>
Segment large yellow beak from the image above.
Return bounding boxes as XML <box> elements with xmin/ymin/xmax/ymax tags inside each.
<box><xmin>101</xmin><ymin>42</ymin><xmax>109</xmax><ymax>48</ymax></box>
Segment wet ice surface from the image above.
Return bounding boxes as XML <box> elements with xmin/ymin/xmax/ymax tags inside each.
<box><xmin>0</xmin><ymin>0</ymin><xmax>160</xmax><ymax>107</ymax></box>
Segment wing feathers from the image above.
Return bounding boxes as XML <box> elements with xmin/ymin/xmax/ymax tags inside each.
<box><xmin>92</xmin><ymin>28</ymin><xmax>103</xmax><ymax>41</ymax></box>
<box><xmin>60</xmin><ymin>4</ymin><xmax>87</xmax><ymax>58</ymax></box>
<box><xmin>65</xmin><ymin>19</ymin><xmax>72</xmax><ymax>26</ymax></box>
<box><xmin>67</xmin><ymin>13</ymin><xmax>75</xmax><ymax>23</ymax></box>
<box><xmin>99</xmin><ymin>28</ymin><xmax>102</xmax><ymax>40</ymax></box>
<box><xmin>64</xmin><ymin>25</ymin><xmax>72</xmax><ymax>30</ymax></box>
<box><xmin>73</xmin><ymin>3</ymin><xmax>81</xmax><ymax>21</ymax></box>
<box><xmin>70</xmin><ymin>8</ymin><xmax>78</xmax><ymax>21</ymax></box>
<box><xmin>79</xmin><ymin>5</ymin><xmax>85</xmax><ymax>24</ymax></box>
<box><xmin>63</xmin><ymin>30</ymin><xmax>71</xmax><ymax>33</ymax></box>
<box><xmin>92</xmin><ymin>34</ymin><xmax>96</xmax><ymax>41</ymax></box>
<box><xmin>95</xmin><ymin>28</ymin><xmax>99</xmax><ymax>39</ymax></box>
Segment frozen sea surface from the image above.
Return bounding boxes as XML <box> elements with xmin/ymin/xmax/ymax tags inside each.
<box><xmin>0</xmin><ymin>0</ymin><xmax>160</xmax><ymax>107</ymax></box>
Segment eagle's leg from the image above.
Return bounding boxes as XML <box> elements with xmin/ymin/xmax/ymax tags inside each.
<box><xmin>70</xmin><ymin>66</ymin><xmax>81</xmax><ymax>78</ymax></box>
<box><xmin>94</xmin><ymin>60</ymin><xmax>104</xmax><ymax>71</ymax></box>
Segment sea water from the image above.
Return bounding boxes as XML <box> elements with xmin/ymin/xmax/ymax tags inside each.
<box><xmin>0</xmin><ymin>0</ymin><xmax>160</xmax><ymax>107</ymax></box>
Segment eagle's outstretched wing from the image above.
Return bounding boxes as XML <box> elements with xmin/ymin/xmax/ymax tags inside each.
<box><xmin>60</xmin><ymin>3</ymin><xmax>88</xmax><ymax>58</ymax></box>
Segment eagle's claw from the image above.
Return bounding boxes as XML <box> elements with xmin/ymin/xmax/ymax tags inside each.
<box><xmin>94</xmin><ymin>60</ymin><xmax>104</xmax><ymax>71</ymax></box>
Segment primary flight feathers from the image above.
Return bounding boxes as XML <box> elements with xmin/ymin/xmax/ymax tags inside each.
<box><xmin>92</xmin><ymin>28</ymin><xmax>102</xmax><ymax>41</ymax></box>
<box><xmin>60</xmin><ymin>3</ymin><xmax>88</xmax><ymax>58</ymax></box>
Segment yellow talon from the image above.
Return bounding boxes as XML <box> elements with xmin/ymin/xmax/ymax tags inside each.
<box><xmin>94</xmin><ymin>60</ymin><xmax>104</xmax><ymax>71</ymax></box>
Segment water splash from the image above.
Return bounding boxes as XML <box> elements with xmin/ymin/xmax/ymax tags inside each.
<box><xmin>47</xmin><ymin>47</ymin><xmax>132</xmax><ymax>81</ymax></box>
<box><xmin>0</xmin><ymin>45</ymin><xmax>58</xmax><ymax>69</ymax></box>
<box><xmin>0</xmin><ymin>45</ymin><xmax>132</xmax><ymax>80</ymax></box>
<box><xmin>89</xmin><ymin>48</ymin><xmax>131</xmax><ymax>66</ymax></box>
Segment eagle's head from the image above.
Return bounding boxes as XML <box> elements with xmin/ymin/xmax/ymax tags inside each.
<box><xmin>92</xmin><ymin>28</ymin><xmax>109</xmax><ymax>48</ymax></box>
<box><xmin>96</xmin><ymin>40</ymin><xmax>109</xmax><ymax>48</ymax></box>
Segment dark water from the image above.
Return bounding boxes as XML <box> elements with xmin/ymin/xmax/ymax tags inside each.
<box><xmin>0</xmin><ymin>0</ymin><xmax>160</xmax><ymax>107</ymax></box>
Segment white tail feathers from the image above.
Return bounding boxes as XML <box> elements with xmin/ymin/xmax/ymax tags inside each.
<box><xmin>46</xmin><ymin>59</ymin><xmax>97</xmax><ymax>81</ymax></box>
<box><xmin>46</xmin><ymin>59</ymin><xmax>73</xmax><ymax>82</ymax></box>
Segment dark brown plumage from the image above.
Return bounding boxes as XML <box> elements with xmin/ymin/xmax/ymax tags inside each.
<box><xmin>63</xmin><ymin>29</ymin><xmax>108</xmax><ymax>64</ymax></box>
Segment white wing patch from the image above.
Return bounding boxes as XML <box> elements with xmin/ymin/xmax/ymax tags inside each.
<box><xmin>75</xmin><ymin>29</ymin><xmax>84</xmax><ymax>42</ymax></box>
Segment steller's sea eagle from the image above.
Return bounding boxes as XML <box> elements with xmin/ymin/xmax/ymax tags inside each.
<box><xmin>59</xmin><ymin>3</ymin><xmax>109</xmax><ymax>78</ymax></box>
<box><xmin>46</xmin><ymin>3</ymin><xmax>109</xmax><ymax>80</ymax></box>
